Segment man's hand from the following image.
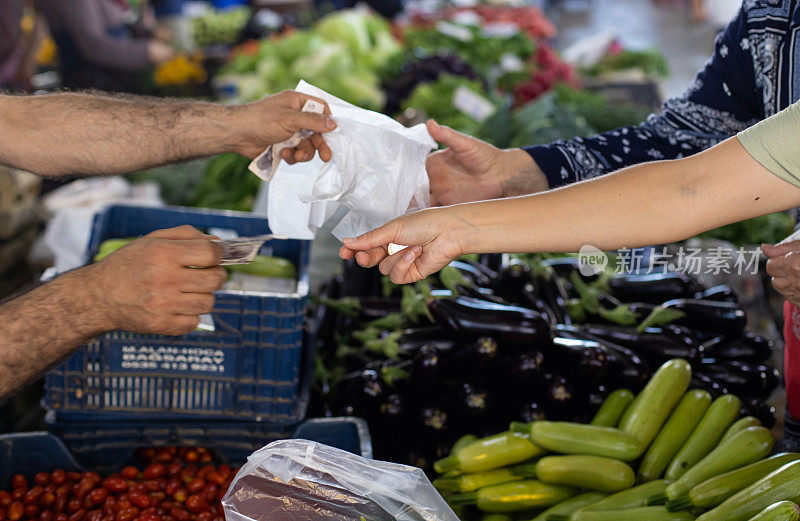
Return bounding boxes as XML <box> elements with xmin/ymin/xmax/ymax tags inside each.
<box><xmin>83</xmin><ymin>225</ymin><xmax>227</xmax><ymax>335</ymax></box>
<box><xmin>426</xmin><ymin>119</ymin><xmax>548</xmax><ymax>206</ymax></box>
<box><xmin>763</xmin><ymin>241</ymin><xmax>800</xmax><ymax>306</ymax></box>
<box><xmin>230</xmin><ymin>90</ymin><xmax>337</xmax><ymax>164</ymax></box>
<box><xmin>339</xmin><ymin>207</ymin><xmax>470</xmax><ymax>284</ymax></box>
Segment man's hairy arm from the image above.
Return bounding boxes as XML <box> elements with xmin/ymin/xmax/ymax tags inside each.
<box><xmin>0</xmin><ymin>90</ymin><xmax>336</xmax><ymax>176</ymax></box>
<box><xmin>0</xmin><ymin>268</ymin><xmax>108</xmax><ymax>398</ymax></box>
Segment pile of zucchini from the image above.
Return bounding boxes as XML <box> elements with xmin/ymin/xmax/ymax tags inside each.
<box><xmin>434</xmin><ymin>359</ymin><xmax>798</xmax><ymax>521</ymax></box>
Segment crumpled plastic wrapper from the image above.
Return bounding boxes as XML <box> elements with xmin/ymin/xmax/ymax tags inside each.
<box><xmin>266</xmin><ymin>80</ymin><xmax>436</xmax><ymax>241</ymax></box>
<box><xmin>221</xmin><ymin>440</ymin><xmax>459</xmax><ymax>521</ymax></box>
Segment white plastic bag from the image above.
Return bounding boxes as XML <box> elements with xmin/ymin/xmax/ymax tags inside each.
<box><xmin>266</xmin><ymin>81</ymin><xmax>436</xmax><ymax>240</ymax></box>
<box><xmin>221</xmin><ymin>439</ymin><xmax>459</xmax><ymax>521</ymax></box>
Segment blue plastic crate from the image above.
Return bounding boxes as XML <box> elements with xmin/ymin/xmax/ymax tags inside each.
<box><xmin>44</xmin><ymin>205</ymin><xmax>312</xmax><ymax>423</ymax></box>
<box><xmin>2</xmin><ymin>418</ymin><xmax>371</xmax><ymax>488</ymax></box>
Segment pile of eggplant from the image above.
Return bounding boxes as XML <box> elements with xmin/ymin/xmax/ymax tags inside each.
<box><xmin>309</xmin><ymin>255</ymin><xmax>780</xmax><ymax>472</ymax></box>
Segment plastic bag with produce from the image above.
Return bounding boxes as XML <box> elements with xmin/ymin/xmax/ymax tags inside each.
<box><xmin>263</xmin><ymin>80</ymin><xmax>436</xmax><ymax>240</ymax></box>
<box><xmin>221</xmin><ymin>439</ymin><xmax>458</xmax><ymax>521</ymax></box>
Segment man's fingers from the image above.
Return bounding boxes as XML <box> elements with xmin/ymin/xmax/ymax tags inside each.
<box><xmin>762</xmin><ymin>241</ymin><xmax>800</xmax><ymax>258</ymax></box>
<box><xmin>311</xmin><ymin>133</ymin><xmax>332</xmax><ymax>162</ymax></box>
<box><xmin>291</xmin><ymin>111</ymin><xmax>337</xmax><ymax>135</ymax></box>
<box><xmin>426</xmin><ymin>119</ymin><xmax>474</xmax><ymax>153</ymax></box>
<box><xmin>288</xmin><ymin>92</ymin><xmax>332</xmax><ymax>115</ymax></box>
<box><xmin>147</xmin><ymin>225</ymin><xmax>208</xmax><ymax>240</ymax></box>
<box><xmin>294</xmin><ymin>139</ymin><xmax>316</xmax><ymax>162</ymax></box>
<box><xmin>175</xmin><ymin>293</ymin><xmax>217</xmax><ymax>316</ymax></box>
<box><xmin>179</xmin><ymin>266</ymin><xmax>227</xmax><ymax>293</ymax></box>
<box><xmin>772</xmin><ymin>276</ymin><xmax>792</xmax><ymax>293</ymax></box>
<box><xmin>175</xmin><ymin>240</ymin><xmax>223</xmax><ymax>268</ymax></box>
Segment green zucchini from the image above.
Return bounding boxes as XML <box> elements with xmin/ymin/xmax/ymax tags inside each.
<box><xmin>619</xmin><ymin>359</ymin><xmax>692</xmax><ymax>454</ymax></box>
<box><xmin>570</xmin><ymin>507</ymin><xmax>695</xmax><ymax>521</ymax></box>
<box><xmin>665</xmin><ymin>394</ymin><xmax>741</xmax><ymax>481</ymax></box>
<box><xmin>434</xmin><ymin>467</ymin><xmax>523</xmax><ymax>492</ymax></box>
<box><xmin>535</xmin><ymin>455</ymin><xmax>635</xmax><ymax>492</ymax></box>
<box><xmin>435</xmin><ymin>431</ymin><xmax>545</xmax><ymax>474</ymax></box>
<box><xmin>591</xmin><ymin>389</ymin><xmax>635</xmax><ymax>427</ymax></box>
<box><xmin>746</xmin><ymin>501</ymin><xmax>800</xmax><ymax>521</ymax></box>
<box><xmin>696</xmin><ymin>460</ymin><xmax>800</xmax><ymax>521</ymax></box>
<box><xmin>664</xmin><ymin>426</ymin><xmax>774</xmax><ymax>502</ymax></box>
<box><xmin>578</xmin><ymin>480</ymin><xmax>668</xmax><ymax>512</ymax></box>
<box><xmin>452</xmin><ymin>434</ymin><xmax>479</xmax><ymax>454</ymax></box>
<box><xmin>226</xmin><ymin>255</ymin><xmax>296</xmax><ymax>278</ymax></box>
<box><xmin>721</xmin><ymin>417</ymin><xmax>761</xmax><ymax>444</ymax></box>
<box><xmin>680</xmin><ymin>453</ymin><xmax>800</xmax><ymax>511</ymax></box>
<box><xmin>531</xmin><ymin>492</ymin><xmax>607</xmax><ymax>521</ymax></box>
<box><xmin>525</xmin><ymin>421</ymin><xmax>641</xmax><ymax>461</ymax></box>
<box><xmin>638</xmin><ymin>390</ymin><xmax>712</xmax><ymax>482</ymax></box>
<box><xmin>450</xmin><ymin>479</ymin><xmax>577</xmax><ymax>512</ymax></box>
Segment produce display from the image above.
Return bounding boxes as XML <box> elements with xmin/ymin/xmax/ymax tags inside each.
<box><xmin>310</xmin><ymin>256</ymin><xmax>780</xmax><ymax>471</ymax></box>
<box><xmin>428</xmin><ymin>358</ymin><xmax>789</xmax><ymax>521</ymax></box>
<box><xmin>0</xmin><ymin>447</ymin><xmax>233</xmax><ymax>521</ymax></box>
<box><xmin>191</xmin><ymin>7</ymin><xmax>251</xmax><ymax>47</ymax></box>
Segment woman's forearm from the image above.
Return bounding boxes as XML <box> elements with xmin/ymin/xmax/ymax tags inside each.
<box><xmin>455</xmin><ymin>137</ymin><xmax>800</xmax><ymax>254</ymax></box>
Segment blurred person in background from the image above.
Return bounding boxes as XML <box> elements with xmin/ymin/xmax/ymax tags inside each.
<box><xmin>39</xmin><ymin>0</ymin><xmax>175</xmax><ymax>93</ymax></box>
<box><xmin>0</xmin><ymin>0</ymin><xmax>46</xmax><ymax>90</ymax></box>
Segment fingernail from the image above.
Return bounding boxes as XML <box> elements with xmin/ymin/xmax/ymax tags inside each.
<box><xmin>404</xmin><ymin>249</ymin><xmax>416</xmax><ymax>262</ymax></box>
<box><xmin>326</xmin><ymin>117</ymin><xmax>337</xmax><ymax>129</ymax></box>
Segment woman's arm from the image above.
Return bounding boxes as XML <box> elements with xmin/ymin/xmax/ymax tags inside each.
<box><xmin>341</xmin><ymin>136</ymin><xmax>800</xmax><ymax>283</ymax></box>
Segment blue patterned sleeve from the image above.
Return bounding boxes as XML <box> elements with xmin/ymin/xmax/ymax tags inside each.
<box><xmin>524</xmin><ymin>7</ymin><xmax>761</xmax><ymax>188</ymax></box>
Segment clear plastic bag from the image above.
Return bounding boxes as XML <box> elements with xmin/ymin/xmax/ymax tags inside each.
<box><xmin>221</xmin><ymin>439</ymin><xmax>459</xmax><ymax>521</ymax></box>
<box><xmin>266</xmin><ymin>81</ymin><xmax>436</xmax><ymax>240</ymax></box>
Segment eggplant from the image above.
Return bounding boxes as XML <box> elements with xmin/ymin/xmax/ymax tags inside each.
<box><xmin>505</xmin><ymin>350</ymin><xmax>546</xmax><ymax>391</ymax></box>
<box><xmin>519</xmin><ymin>287</ymin><xmax>560</xmax><ymax>326</ymax></box>
<box><xmin>411</xmin><ymin>344</ymin><xmax>446</xmax><ymax>388</ymax></box>
<box><xmin>458</xmin><ymin>258</ymin><xmax>498</xmax><ymax>282</ymax></box>
<box><xmin>539</xmin><ymin>373</ymin><xmax>577</xmax><ymax>419</ymax></box>
<box><xmin>491</xmin><ymin>261</ymin><xmax>532</xmax><ymax>304</ymax></box>
<box><xmin>336</xmin><ymin>369</ymin><xmax>385</xmax><ymax>416</ymax></box>
<box><xmin>342</xmin><ymin>260</ymin><xmax>383</xmax><ymax>297</ymax></box>
<box><xmin>696</xmin><ymin>284</ymin><xmax>739</xmax><ymax>303</ymax></box>
<box><xmin>356</xmin><ymin>297</ymin><xmax>403</xmax><ymax>320</ymax></box>
<box><xmin>741</xmin><ymin>397</ymin><xmax>777</xmax><ymax>429</ymax></box>
<box><xmin>418</xmin><ymin>404</ymin><xmax>452</xmax><ymax>439</ymax></box>
<box><xmin>452</xmin><ymin>382</ymin><xmax>493</xmax><ymax>424</ymax></box>
<box><xmin>452</xmin><ymin>336</ymin><xmax>503</xmax><ymax>376</ymax></box>
<box><xmin>542</xmin><ymin>257</ymin><xmax>599</xmax><ymax>282</ymax></box>
<box><xmin>661</xmin><ymin>298</ymin><xmax>747</xmax><ymax>334</ymax></box>
<box><xmin>397</xmin><ymin>326</ymin><xmax>458</xmax><ymax>354</ymax></box>
<box><xmin>555</xmin><ymin>324</ymin><xmax>650</xmax><ymax>391</ymax></box>
<box><xmin>690</xmin><ymin>372</ymin><xmax>729</xmax><ymax>398</ymax></box>
<box><xmin>586</xmin><ymin>383</ymin><xmax>609</xmax><ymax>413</ymax></box>
<box><xmin>629</xmin><ymin>302</ymin><xmax>657</xmax><ymax>318</ymax></box>
<box><xmin>608</xmin><ymin>272</ymin><xmax>701</xmax><ymax>303</ymax></box>
<box><xmin>697</xmin><ymin>360</ymin><xmax>778</xmax><ymax>398</ymax></box>
<box><xmin>580</xmin><ymin>323</ymin><xmax>703</xmax><ymax>366</ymax></box>
<box><xmin>428</xmin><ymin>296</ymin><xmax>551</xmax><ymax>348</ymax></box>
<box><xmin>530</xmin><ymin>266</ymin><xmax>571</xmax><ymax>325</ymax></box>
<box><xmin>702</xmin><ymin>332</ymin><xmax>774</xmax><ymax>363</ymax></box>
<box><xmin>547</xmin><ymin>336</ymin><xmax>616</xmax><ymax>382</ymax></box>
<box><xmin>478</xmin><ymin>253</ymin><xmax>504</xmax><ymax>274</ymax></box>
<box><xmin>379</xmin><ymin>393</ymin><xmax>408</xmax><ymax>426</ymax></box>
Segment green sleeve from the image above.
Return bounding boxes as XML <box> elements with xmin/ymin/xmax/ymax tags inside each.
<box><xmin>737</xmin><ymin>101</ymin><xmax>800</xmax><ymax>188</ymax></box>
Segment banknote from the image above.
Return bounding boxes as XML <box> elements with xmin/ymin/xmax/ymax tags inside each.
<box><xmin>214</xmin><ymin>234</ymin><xmax>280</xmax><ymax>265</ymax></box>
<box><xmin>249</xmin><ymin>99</ymin><xmax>327</xmax><ymax>181</ymax></box>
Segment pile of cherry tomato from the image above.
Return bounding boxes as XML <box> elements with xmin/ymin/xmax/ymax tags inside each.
<box><xmin>0</xmin><ymin>447</ymin><xmax>238</xmax><ymax>521</ymax></box>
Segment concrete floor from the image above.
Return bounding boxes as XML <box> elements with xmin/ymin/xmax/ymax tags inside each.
<box><xmin>308</xmin><ymin>0</ymin><xmax>723</xmax><ymax>289</ymax></box>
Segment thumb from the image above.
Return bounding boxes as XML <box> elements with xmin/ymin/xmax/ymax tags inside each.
<box><xmin>290</xmin><ymin>111</ymin><xmax>337</xmax><ymax>134</ymax></box>
<box><xmin>762</xmin><ymin>241</ymin><xmax>800</xmax><ymax>258</ymax></box>
<box><xmin>427</xmin><ymin>119</ymin><xmax>474</xmax><ymax>153</ymax></box>
<box><xmin>147</xmin><ymin>225</ymin><xmax>210</xmax><ymax>240</ymax></box>
<box><xmin>342</xmin><ymin>223</ymin><xmax>399</xmax><ymax>252</ymax></box>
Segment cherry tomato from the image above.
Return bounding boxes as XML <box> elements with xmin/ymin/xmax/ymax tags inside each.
<box><xmin>127</xmin><ymin>493</ymin><xmax>149</xmax><ymax>510</ymax></box>
<box><xmin>102</xmin><ymin>498</ymin><xmax>115</xmax><ymax>517</ymax></box>
<box><xmin>53</xmin><ymin>496</ymin><xmax>66</xmax><ymax>514</ymax></box>
<box><xmin>10</xmin><ymin>491</ymin><xmax>22</xmax><ymax>502</ymax></box>
<box><xmin>185</xmin><ymin>480</ymin><xmax>204</xmax><ymax>495</ymax></box>
<box><xmin>66</xmin><ymin>498</ymin><xmax>81</xmax><ymax>514</ymax></box>
<box><xmin>24</xmin><ymin>504</ymin><xmax>40</xmax><ymax>518</ymax></box>
<box><xmin>147</xmin><ymin>492</ymin><xmax>165</xmax><ymax>504</ymax></box>
<box><xmin>119</xmin><ymin>469</ymin><xmax>138</xmax><ymax>481</ymax></box>
<box><xmin>0</xmin><ymin>491</ymin><xmax>12</xmax><ymax>507</ymax></box>
<box><xmin>25</xmin><ymin>486</ymin><xmax>45</xmax><ymax>504</ymax></box>
<box><xmin>68</xmin><ymin>509</ymin><xmax>85</xmax><ymax>521</ymax></box>
<box><xmin>39</xmin><ymin>509</ymin><xmax>54</xmax><ymax>521</ymax></box>
<box><xmin>86</xmin><ymin>510</ymin><xmax>102</xmax><ymax>521</ymax></box>
<box><xmin>142</xmin><ymin>465</ymin><xmax>165</xmax><ymax>480</ymax></box>
<box><xmin>115</xmin><ymin>507</ymin><xmax>138</xmax><ymax>521</ymax></box>
<box><xmin>166</xmin><ymin>464</ymin><xmax>181</xmax><ymax>477</ymax></box>
<box><xmin>65</xmin><ymin>474</ymin><xmax>81</xmax><ymax>484</ymax></box>
<box><xmin>171</xmin><ymin>489</ymin><xmax>186</xmax><ymax>504</ymax></box>
<box><xmin>41</xmin><ymin>492</ymin><xmax>56</xmax><ymax>508</ymax></box>
<box><xmin>34</xmin><ymin>474</ymin><xmax>51</xmax><ymax>487</ymax></box>
<box><xmin>168</xmin><ymin>508</ymin><xmax>190</xmax><ymax>521</ymax></box>
<box><xmin>7</xmin><ymin>502</ymin><xmax>22</xmax><ymax>521</ymax></box>
<box><xmin>54</xmin><ymin>514</ymin><xmax>68</xmax><ymax>521</ymax></box>
<box><xmin>183</xmin><ymin>495</ymin><xmax>206</xmax><ymax>514</ymax></box>
<box><xmin>202</xmin><ymin>485</ymin><xmax>217</xmax><ymax>504</ymax></box>
<box><xmin>165</xmin><ymin>481</ymin><xmax>180</xmax><ymax>497</ymax></box>
<box><xmin>101</xmin><ymin>479</ymin><xmax>127</xmax><ymax>495</ymax></box>
<box><xmin>196</xmin><ymin>511</ymin><xmax>213</xmax><ymax>521</ymax></box>
<box><xmin>200</xmin><ymin>453</ymin><xmax>213</xmax><ymax>464</ymax></box>
<box><xmin>11</xmin><ymin>476</ymin><xmax>27</xmax><ymax>491</ymax></box>
<box><xmin>183</xmin><ymin>451</ymin><xmax>199</xmax><ymax>464</ymax></box>
<box><xmin>87</xmin><ymin>489</ymin><xmax>108</xmax><ymax>507</ymax></box>
<box><xmin>51</xmin><ymin>472</ymin><xmax>66</xmax><ymax>487</ymax></box>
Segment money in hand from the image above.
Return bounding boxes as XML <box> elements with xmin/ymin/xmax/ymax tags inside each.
<box><xmin>214</xmin><ymin>235</ymin><xmax>279</xmax><ymax>266</ymax></box>
<box><xmin>249</xmin><ymin>99</ymin><xmax>327</xmax><ymax>181</ymax></box>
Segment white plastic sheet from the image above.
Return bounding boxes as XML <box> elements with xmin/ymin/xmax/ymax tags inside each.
<box><xmin>267</xmin><ymin>81</ymin><xmax>436</xmax><ymax>240</ymax></box>
<box><xmin>222</xmin><ymin>439</ymin><xmax>459</xmax><ymax>521</ymax></box>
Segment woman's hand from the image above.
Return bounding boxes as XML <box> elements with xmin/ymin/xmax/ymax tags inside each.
<box><xmin>339</xmin><ymin>207</ymin><xmax>473</xmax><ymax>284</ymax></box>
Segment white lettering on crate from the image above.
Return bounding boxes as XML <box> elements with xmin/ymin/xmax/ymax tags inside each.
<box><xmin>119</xmin><ymin>345</ymin><xmax>226</xmax><ymax>373</ymax></box>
